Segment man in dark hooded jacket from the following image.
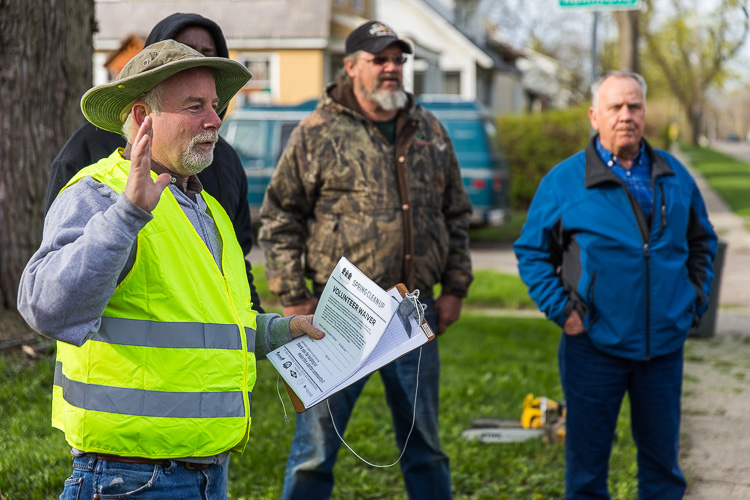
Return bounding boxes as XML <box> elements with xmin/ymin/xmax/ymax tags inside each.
<box><xmin>44</xmin><ymin>12</ymin><xmax>264</xmax><ymax>312</ymax></box>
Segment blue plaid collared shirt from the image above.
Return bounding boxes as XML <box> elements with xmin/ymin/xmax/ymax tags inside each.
<box><xmin>595</xmin><ymin>138</ymin><xmax>653</xmax><ymax>219</ymax></box>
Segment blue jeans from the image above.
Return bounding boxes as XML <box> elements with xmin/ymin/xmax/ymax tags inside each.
<box><xmin>282</xmin><ymin>298</ymin><xmax>451</xmax><ymax>500</ymax></box>
<box><xmin>560</xmin><ymin>333</ymin><xmax>686</xmax><ymax>500</ymax></box>
<box><xmin>59</xmin><ymin>454</ymin><xmax>229</xmax><ymax>499</ymax></box>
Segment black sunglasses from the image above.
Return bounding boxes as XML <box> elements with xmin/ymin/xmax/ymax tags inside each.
<box><xmin>366</xmin><ymin>55</ymin><xmax>408</xmax><ymax>66</ymax></box>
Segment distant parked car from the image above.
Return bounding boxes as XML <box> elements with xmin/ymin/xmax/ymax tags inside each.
<box><xmin>219</xmin><ymin>100</ymin><xmax>317</xmax><ymax>219</ymax></box>
<box><xmin>219</xmin><ymin>97</ymin><xmax>509</xmax><ymax>226</ymax></box>
<box><xmin>417</xmin><ymin>95</ymin><xmax>509</xmax><ymax>226</ymax></box>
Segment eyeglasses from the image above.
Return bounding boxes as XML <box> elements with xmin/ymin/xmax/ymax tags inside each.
<box><xmin>366</xmin><ymin>55</ymin><xmax>408</xmax><ymax>66</ymax></box>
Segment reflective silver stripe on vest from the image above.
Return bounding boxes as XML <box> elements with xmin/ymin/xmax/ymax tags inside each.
<box><xmin>93</xmin><ymin>317</ymin><xmax>256</xmax><ymax>351</ymax></box>
<box><xmin>54</xmin><ymin>361</ymin><xmax>250</xmax><ymax>418</ymax></box>
<box><xmin>244</xmin><ymin>327</ymin><xmax>257</xmax><ymax>352</ymax></box>
<box><xmin>54</xmin><ymin>318</ymin><xmax>257</xmax><ymax>418</ymax></box>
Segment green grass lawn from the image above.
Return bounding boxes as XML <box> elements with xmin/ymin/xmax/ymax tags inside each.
<box><xmin>0</xmin><ymin>270</ymin><xmax>639</xmax><ymax>499</ymax></box>
<box><xmin>463</xmin><ymin>269</ymin><xmax>536</xmax><ymax>310</ymax></box>
<box><xmin>679</xmin><ymin>143</ymin><xmax>750</xmax><ymax>216</ymax></box>
<box><xmin>255</xmin><ymin>264</ymin><xmax>537</xmax><ymax>312</ymax></box>
<box><xmin>469</xmin><ymin>210</ymin><xmax>527</xmax><ymax>244</ymax></box>
<box><xmin>0</xmin><ymin>315</ymin><xmax>639</xmax><ymax>499</ymax></box>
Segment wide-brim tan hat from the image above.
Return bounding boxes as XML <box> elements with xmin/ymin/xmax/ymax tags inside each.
<box><xmin>81</xmin><ymin>39</ymin><xmax>252</xmax><ymax>133</ymax></box>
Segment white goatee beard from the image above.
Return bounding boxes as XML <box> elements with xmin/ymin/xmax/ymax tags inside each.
<box><xmin>178</xmin><ymin>132</ymin><xmax>218</xmax><ymax>176</ymax></box>
<box><xmin>370</xmin><ymin>88</ymin><xmax>408</xmax><ymax>112</ymax></box>
<box><xmin>359</xmin><ymin>78</ymin><xmax>408</xmax><ymax>112</ymax></box>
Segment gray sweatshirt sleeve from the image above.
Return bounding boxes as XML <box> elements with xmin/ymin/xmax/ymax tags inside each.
<box><xmin>17</xmin><ymin>177</ymin><xmax>151</xmax><ymax>346</ymax></box>
<box><xmin>19</xmin><ymin>176</ymin><xmax>299</xmax><ymax>354</ymax></box>
<box><xmin>254</xmin><ymin>314</ymin><xmax>294</xmax><ymax>360</ymax></box>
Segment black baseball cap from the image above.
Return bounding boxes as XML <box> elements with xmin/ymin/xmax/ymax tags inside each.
<box><xmin>345</xmin><ymin>21</ymin><xmax>413</xmax><ymax>56</ymax></box>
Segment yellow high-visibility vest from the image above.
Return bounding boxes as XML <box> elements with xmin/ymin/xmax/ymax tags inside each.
<box><xmin>52</xmin><ymin>150</ymin><xmax>257</xmax><ymax>458</ymax></box>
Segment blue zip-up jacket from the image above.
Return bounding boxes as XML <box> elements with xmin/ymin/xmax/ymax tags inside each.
<box><xmin>514</xmin><ymin>136</ymin><xmax>717</xmax><ymax>360</ymax></box>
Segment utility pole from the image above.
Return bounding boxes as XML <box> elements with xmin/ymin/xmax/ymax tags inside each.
<box><xmin>592</xmin><ymin>11</ymin><xmax>600</xmax><ymax>82</ymax></box>
<box><xmin>559</xmin><ymin>1</ymin><xmax>642</xmax><ymax>82</ymax></box>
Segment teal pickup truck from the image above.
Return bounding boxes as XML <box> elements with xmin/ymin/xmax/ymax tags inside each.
<box><xmin>219</xmin><ymin>96</ymin><xmax>509</xmax><ymax>226</ymax></box>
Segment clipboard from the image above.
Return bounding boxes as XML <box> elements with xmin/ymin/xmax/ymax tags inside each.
<box><xmin>282</xmin><ymin>283</ymin><xmax>435</xmax><ymax>413</ymax></box>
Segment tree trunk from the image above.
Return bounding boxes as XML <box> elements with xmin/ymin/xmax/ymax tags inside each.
<box><xmin>0</xmin><ymin>0</ymin><xmax>94</xmax><ymax>317</ymax></box>
<box><xmin>615</xmin><ymin>10</ymin><xmax>639</xmax><ymax>73</ymax></box>
<box><xmin>687</xmin><ymin>106</ymin><xmax>703</xmax><ymax>145</ymax></box>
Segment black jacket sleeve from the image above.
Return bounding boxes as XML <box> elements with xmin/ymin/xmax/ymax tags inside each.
<box><xmin>45</xmin><ymin>123</ymin><xmax>125</xmax><ymax>214</ymax></box>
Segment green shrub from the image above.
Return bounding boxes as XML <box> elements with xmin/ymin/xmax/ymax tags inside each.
<box><xmin>496</xmin><ymin>97</ymin><xmax>673</xmax><ymax>211</ymax></box>
<box><xmin>497</xmin><ymin>107</ymin><xmax>591</xmax><ymax>210</ymax></box>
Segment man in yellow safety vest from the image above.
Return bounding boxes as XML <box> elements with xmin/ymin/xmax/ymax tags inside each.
<box><xmin>18</xmin><ymin>40</ymin><xmax>325</xmax><ymax>498</ymax></box>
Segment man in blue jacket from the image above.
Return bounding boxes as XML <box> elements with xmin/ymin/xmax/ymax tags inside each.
<box><xmin>514</xmin><ymin>71</ymin><xmax>717</xmax><ymax>499</ymax></box>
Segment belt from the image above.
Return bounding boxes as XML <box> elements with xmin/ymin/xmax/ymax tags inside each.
<box><xmin>94</xmin><ymin>453</ymin><xmax>210</xmax><ymax>471</ymax></box>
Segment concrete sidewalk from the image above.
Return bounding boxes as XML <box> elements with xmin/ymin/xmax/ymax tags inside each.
<box><xmin>671</xmin><ymin>143</ymin><xmax>750</xmax><ymax>499</ymax></box>
<box><xmin>672</xmin><ymin>145</ymin><xmax>750</xmax><ymax>310</ymax></box>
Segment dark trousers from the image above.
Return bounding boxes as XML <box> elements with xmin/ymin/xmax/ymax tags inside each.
<box><xmin>559</xmin><ymin>333</ymin><xmax>686</xmax><ymax>500</ymax></box>
<box><xmin>281</xmin><ymin>298</ymin><xmax>451</xmax><ymax>500</ymax></box>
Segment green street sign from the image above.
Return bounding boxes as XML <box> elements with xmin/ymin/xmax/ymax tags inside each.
<box><xmin>560</xmin><ymin>0</ymin><xmax>640</xmax><ymax>9</ymax></box>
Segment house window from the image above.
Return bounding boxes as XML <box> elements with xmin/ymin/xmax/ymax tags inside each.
<box><xmin>413</xmin><ymin>71</ymin><xmax>425</xmax><ymax>97</ymax></box>
<box><xmin>353</xmin><ymin>0</ymin><xmax>364</xmax><ymax>11</ymax></box>
<box><xmin>443</xmin><ymin>71</ymin><xmax>461</xmax><ymax>94</ymax></box>
<box><xmin>237</xmin><ymin>53</ymin><xmax>273</xmax><ymax>104</ymax></box>
<box><xmin>239</xmin><ymin>54</ymin><xmax>271</xmax><ymax>91</ymax></box>
<box><xmin>335</xmin><ymin>0</ymin><xmax>346</xmax><ymax>5</ymax></box>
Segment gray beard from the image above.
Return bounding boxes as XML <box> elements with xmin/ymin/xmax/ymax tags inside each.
<box><xmin>177</xmin><ymin>132</ymin><xmax>217</xmax><ymax>176</ymax></box>
<box><xmin>359</xmin><ymin>80</ymin><xmax>408</xmax><ymax>112</ymax></box>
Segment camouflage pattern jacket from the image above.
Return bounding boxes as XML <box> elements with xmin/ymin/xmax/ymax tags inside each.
<box><xmin>258</xmin><ymin>76</ymin><xmax>473</xmax><ymax>306</ymax></box>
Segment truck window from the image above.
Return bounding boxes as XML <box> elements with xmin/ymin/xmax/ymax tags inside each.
<box><xmin>441</xmin><ymin>119</ymin><xmax>492</xmax><ymax>168</ymax></box>
<box><xmin>231</xmin><ymin>121</ymin><xmax>267</xmax><ymax>163</ymax></box>
<box><xmin>277</xmin><ymin>122</ymin><xmax>300</xmax><ymax>163</ymax></box>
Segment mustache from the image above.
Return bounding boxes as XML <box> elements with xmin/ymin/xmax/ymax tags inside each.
<box><xmin>191</xmin><ymin>132</ymin><xmax>219</xmax><ymax>145</ymax></box>
<box><xmin>378</xmin><ymin>73</ymin><xmax>402</xmax><ymax>84</ymax></box>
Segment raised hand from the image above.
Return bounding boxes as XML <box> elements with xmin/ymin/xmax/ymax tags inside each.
<box><xmin>124</xmin><ymin>115</ymin><xmax>172</xmax><ymax>212</ymax></box>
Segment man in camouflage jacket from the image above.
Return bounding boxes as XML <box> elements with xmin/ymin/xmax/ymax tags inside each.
<box><xmin>258</xmin><ymin>21</ymin><xmax>472</xmax><ymax>500</ymax></box>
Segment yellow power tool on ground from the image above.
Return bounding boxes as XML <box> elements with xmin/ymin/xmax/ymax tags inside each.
<box><xmin>461</xmin><ymin>393</ymin><xmax>566</xmax><ymax>444</ymax></box>
<box><xmin>520</xmin><ymin>393</ymin><xmax>566</xmax><ymax>445</ymax></box>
